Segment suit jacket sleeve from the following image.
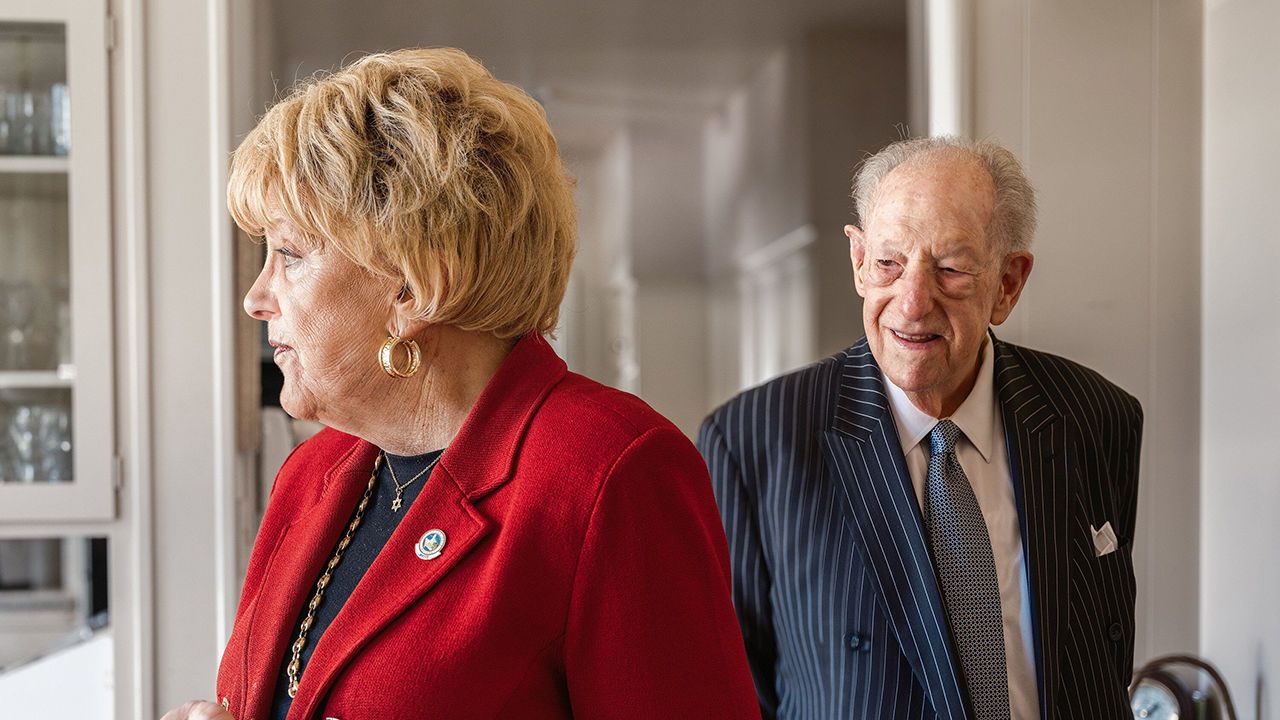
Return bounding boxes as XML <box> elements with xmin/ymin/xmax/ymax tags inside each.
<box><xmin>1118</xmin><ymin>396</ymin><xmax>1144</xmax><ymax>549</ymax></box>
<box><xmin>564</xmin><ymin>425</ymin><xmax>761</xmax><ymax>719</ymax></box>
<box><xmin>698</xmin><ymin>415</ymin><xmax>781</xmax><ymax>719</ymax></box>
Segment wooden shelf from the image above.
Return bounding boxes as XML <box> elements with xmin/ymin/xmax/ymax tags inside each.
<box><xmin>0</xmin><ymin>156</ymin><xmax>69</xmax><ymax>174</ymax></box>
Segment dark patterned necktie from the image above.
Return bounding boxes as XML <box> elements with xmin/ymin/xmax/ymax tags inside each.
<box><xmin>924</xmin><ymin>419</ymin><xmax>1010</xmax><ymax>719</ymax></box>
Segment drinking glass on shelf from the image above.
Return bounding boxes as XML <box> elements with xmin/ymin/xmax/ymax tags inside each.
<box><xmin>33</xmin><ymin>87</ymin><xmax>52</xmax><ymax>156</ymax></box>
<box><xmin>1</xmin><ymin>281</ymin><xmax>36</xmax><ymax>370</ymax></box>
<box><xmin>0</xmin><ymin>404</ymin><xmax>12</xmax><ymax>483</ymax></box>
<box><xmin>4</xmin><ymin>402</ymin><xmax>71</xmax><ymax>484</ymax></box>
<box><xmin>1</xmin><ymin>90</ymin><xmax>21</xmax><ymax>155</ymax></box>
<box><xmin>0</xmin><ymin>282</ymin><xmax>58</xmax><ymax>371</ymax></box>
<box><xmin>15</xmin><ymin>89</ymin><xmax>36</xmax><ymax>155</ymax></box>
<box><xmin>56</xmin><ymin>295</ymin><xmax>72</xmax><ymax>371</ymax></box>
<box><xmin>51</xmin><ymin>83</ymin><xmax>69</xmax><ymax>156</ymax></box>
<box><xmin>35</xmin><ymin>403</ymin><xmax>71</xmax><ymax>483</ymax></box>
<box><xmin>7</xmin><ymin>404</ymin><xmax>37</xmax><ymax>483</ymax></box>
<box><xmin>0</xmin><ymin>85</ymin><xmax>11</xmax><ymax>153</ymax></box>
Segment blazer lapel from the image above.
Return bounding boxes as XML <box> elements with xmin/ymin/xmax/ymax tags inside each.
<box><xmin>993</xmin><ymin>340</ymin><xmax>1067</xmax><ymax>720</ymax></box>
<box><xmin>822</xmin><ymin>339</ymin><xmax>969</xmax><ymax>720</ymax></box>
<box><xmin>278</xmin><ymin>333</ymin><xmax>568</xmax><ymax>719</ymax></box>
<box><xmin>241</xmin><ymin>438</ymin><xmax>383</xmax><ymax>718</ymax></box>
<box><xmin>287</xmin><ymin>462</ymin><xmax>492</xmax><ymax>719</ymax></box>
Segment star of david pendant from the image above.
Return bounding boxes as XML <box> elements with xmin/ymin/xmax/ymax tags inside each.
<box><xmin>391</xmin><ymin>495</ymin><xmax>403</xmax><ymax>512</ymax></box>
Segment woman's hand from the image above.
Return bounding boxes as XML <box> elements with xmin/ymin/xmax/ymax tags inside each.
<box><xmin>160</xmin><ymin>700</ymin><xmax>234</xmax><ymax>720</ymax></box>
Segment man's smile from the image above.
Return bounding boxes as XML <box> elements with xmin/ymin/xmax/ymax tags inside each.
<box><xmin>889</xmin><ymin>328</ymin><xmax>944</xmax><ymax>348</ymax></box>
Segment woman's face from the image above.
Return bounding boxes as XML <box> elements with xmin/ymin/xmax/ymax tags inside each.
<box><xmin>243</xmin><ymin>219</ymin><xmax>399</xmax><ymax>422</ymax></box>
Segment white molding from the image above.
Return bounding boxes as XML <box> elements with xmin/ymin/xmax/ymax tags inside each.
<box><xmin>0</xmin><ymin>371</ymin><xmax>74</xmax><ymax>389</ymax></box>
<box><xmin>926</xmin><ymin>0</ymin><xmax>973</xmax><ymax>137</ymax></box>
<box><xmin>0</xmin><ymin>522</ymin><xmax>115</xmax><ymax>539</ymax></box>
<box><xmin>0</xmin><ymin>156</ymin><xmax>70</xmax><ymax>173</ymax></box>
<box><xmin>736</xmin><ymin>224</ymin><xmax>816</xmax><ymax>272</ymax></box>
<box><xmin>112</xmin><ymin>0</ymin><xmax>155</xmax><ymax>716</ymax></box>
<box><xmin>906</xmin><ymin>0</ymin><xmax>929</xmax><ymax>137</ymax></box>
<box><xmin>207</xmin><ymin>0</ymin><xmax>238</xmax><ymax>656</ymax></box>
<box><xmin>736</xmin><ymin>225</ymin><xmax>817</xmax><ymax>389</ymax></box>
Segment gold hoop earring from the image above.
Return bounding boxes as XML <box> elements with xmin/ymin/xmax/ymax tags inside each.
<box><xmin>379</xmin><ymin>336</ymin><xmax>421</xmax><ymax>378</ymax></box>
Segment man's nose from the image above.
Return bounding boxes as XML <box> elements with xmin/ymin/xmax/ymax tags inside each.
<box><xmin>895</xmin><ymin>265</ymin><xmax>936</xmax><ymax>320</ymax></box>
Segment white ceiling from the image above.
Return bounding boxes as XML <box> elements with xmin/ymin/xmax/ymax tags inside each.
<box><xmin>268</xmin><ymin>0</ymin><xmax>905</xmax><ymax>110</ymax></box>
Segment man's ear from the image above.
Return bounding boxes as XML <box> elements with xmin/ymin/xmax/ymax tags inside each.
<box><xmin>990</xmin><ymin>251</ymin><xmax>1034</xmax><ymax>326</ymax></box>
<box><xmin>845</xmin><ymin>224</ymin><xmax>868</xmax><ymax>298</ymax></box>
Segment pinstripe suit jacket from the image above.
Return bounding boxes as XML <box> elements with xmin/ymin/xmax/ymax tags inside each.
<box><xmin>697</xmin><ymin>335</ymin><xmax>1143</xmax><ymax>720</ymax></box>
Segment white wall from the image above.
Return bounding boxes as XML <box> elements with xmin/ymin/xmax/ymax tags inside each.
<box><xmin>805</xmin><ymin>24</ymin><xmax>908</xmax><ymax>358</ymax></box>
<box><xmin>703</xmin><ymin>48</ymin><xmax>812</xmax><ymax>407</ymax></box>
<box><xmin>969</xmin><ymin>0</ymin><xmax>1202</xmax><ymax>663</ymax></box>
<box><xmin>635</xmin><ymin>281</ymin><xmax>710</xmax><ymax>437</ymax></box>
<box><xmin>702</xmin><ymin>48</ymin><xmax>810</xmax><ymax>279</ymax></box>
<box><xmin>559</xmin><ymin>130</ymin><xmax>639</xmax><ymax>392</ymax></box>
<box><xmin>1203</xmin><ymin>0</ymin><xmax>1280</xmax><ymax>716</ymax></box>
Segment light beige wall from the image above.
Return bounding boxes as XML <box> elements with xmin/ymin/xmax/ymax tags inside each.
<box><xmin>805</xmin><ymin>25</ymin><xmax>909</xmax><ymax>358</ymax></box>
<box><xmin>1203</xmin><ymin>0</ymin><xmax>1280</xmax><ymax>715</ymax></box>
<box><xmin>702</xmin><ymin>47</ymin><xmax>811</xmax><ymax>407</ymax></box>
<box><xmin>702</xmin><ymin>48</ymin><xmax>810</xmax><ymax>278</ymax></box>
<box><xmin>635</xmin><ymin>281</ymin><xmax>710</xmax><ymax>437</ymax></box>
<box><xmin>971</xmin><ymin>0</ymin><xmax>1202</xmax><ymax>662</ymax></box>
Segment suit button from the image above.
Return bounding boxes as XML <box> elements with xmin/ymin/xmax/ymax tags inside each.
<box><xmin>846</xmin><ymin>632</ymin><xmax>870</xmax><ymax>652</ymax></box>
<box><xmin>1108</xmin><ymin>622</ymin><xmax>1124</xmax><ymax>642</ymax></box>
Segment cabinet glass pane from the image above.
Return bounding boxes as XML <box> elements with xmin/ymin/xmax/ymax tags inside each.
<box><xmin>0</xmin><ymin>23</ymin><xmax>68</xmax><ymax>158</ymax></box>
<box><xmin>0</xmin><ymin>23</ymin><xmax>74</xmax><ymax>488</ymax></box>
<box><xmin>0</xmin><ymin>173</ymin><xmax>71</xmax><ymax>375</ymax></box>
<box><xmin>0</xmin><ymin>388</ymin><xmax>72</xmax><ymax>484</ymax></box>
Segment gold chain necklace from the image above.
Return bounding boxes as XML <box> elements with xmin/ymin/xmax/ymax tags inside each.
<box><xmin>384</xmin><ymin>450</ymin><xmax>442</xmax><ymax>512</ymax></box>
<box><xmin>285</xmin><ymin>454</ymin><xmax>381</xmax><ymax>699</ymax></box>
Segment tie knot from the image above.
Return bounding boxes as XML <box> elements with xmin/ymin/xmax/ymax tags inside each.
<box><xmin>929</xmin><ymin>419</ymin><xmax>962</xmax><ymax>457</ymax></box>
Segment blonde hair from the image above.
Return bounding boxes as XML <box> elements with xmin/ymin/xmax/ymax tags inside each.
<box><xmin>228</xmin><ymin>47</ymin><xmax>577</xmax><ymax>338</ymax></box>
<box><xmin>853</xmin><ymin>136</ymin><xmax>1037</xmax><ymax>254</ymax></box>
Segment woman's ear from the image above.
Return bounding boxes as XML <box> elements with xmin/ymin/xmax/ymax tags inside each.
<box><xmin>385</xmin><ymin>283</ymin><xmax>414</xmax><ymax>336</ymax></box>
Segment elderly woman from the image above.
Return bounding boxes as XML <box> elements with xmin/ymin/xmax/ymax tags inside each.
<box><xmin>163</xmin><ymin>48</ymin><xmax>758</xmax><ymax>720</ymax></box>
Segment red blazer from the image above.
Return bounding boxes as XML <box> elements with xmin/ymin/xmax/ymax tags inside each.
<box><xmin>216</xmin><ymin>334</ymin><xmax>760</xmax><ymax>719</ymax></box>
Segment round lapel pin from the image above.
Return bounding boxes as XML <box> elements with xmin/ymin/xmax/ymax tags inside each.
<box><xmin>415</xmin><ymin>529</ymin><xmax>447</xmax><ymax>560</ymax></box>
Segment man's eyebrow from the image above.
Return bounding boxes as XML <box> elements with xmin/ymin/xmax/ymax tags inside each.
<box><xmin>937</xmin><ymin>245</ymin><xmax>984</xmax><ymax>262</ymax></box>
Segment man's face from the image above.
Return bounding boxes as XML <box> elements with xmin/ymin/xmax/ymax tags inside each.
<box><xmin>847</xmin><ymin>153</ymin><xmax>1033</xmax><ymax>415</ymax></box>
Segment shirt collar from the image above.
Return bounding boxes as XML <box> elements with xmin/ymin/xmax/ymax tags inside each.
<box><xmin>881</xmin><ymin>336</ymin><xmax>997</xmax><ymax>462</ymax></box>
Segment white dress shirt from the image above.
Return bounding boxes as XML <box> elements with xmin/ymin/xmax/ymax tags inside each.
<box><xmin>881</xmin><ymin>338</ymin><xmax>1040</xmax><ymax>720</ymax></box>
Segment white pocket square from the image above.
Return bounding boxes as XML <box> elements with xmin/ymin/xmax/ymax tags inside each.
<box><xmin>1091</xmin><ymin>521</ymin><xmax>1119</xmax><ymax>557</ymax></box>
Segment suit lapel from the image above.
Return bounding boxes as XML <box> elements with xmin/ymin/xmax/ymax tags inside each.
<box><xmin>994</xmin><ymin>340</ymin><xmax>1068</xmax><ymax>720</ymax></box>
<box><xmin>822</xmin><ymin>339</ymin><xmax>969</xmax><ymax>720</ymax></box>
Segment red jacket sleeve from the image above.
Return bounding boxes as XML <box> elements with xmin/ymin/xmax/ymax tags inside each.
<box><xmin>563</xmin><ymin>425</ymin><xmax>761</xmax><ymax>719</ymax></box>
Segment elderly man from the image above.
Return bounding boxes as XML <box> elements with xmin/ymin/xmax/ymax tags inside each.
<box><xmin>698</xmin><ymin>137</ymin><xmax>1143</xmax><ymax>720</ymax></box>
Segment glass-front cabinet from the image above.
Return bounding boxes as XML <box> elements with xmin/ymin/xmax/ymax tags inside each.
<box><xmin>0</xmin><ymin>1</ymin><xmax>113</xmax><ymax>523</ymax></box>
<box><xmin>0</xmin><ymin>0</ymin><xmax>114</xmax><ymax>709</ymax></box>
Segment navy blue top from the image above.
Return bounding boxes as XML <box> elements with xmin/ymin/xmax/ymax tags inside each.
<box><xmin>270</xmin><ymin>448</ymin><xmax>443</xmax><ymax>720</ymax></box>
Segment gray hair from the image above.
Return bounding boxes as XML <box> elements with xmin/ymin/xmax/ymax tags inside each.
<box><xmin>851</xmin><ymin>136</ymin><xmax>1037</xmax><ymax>254</ymax></box>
